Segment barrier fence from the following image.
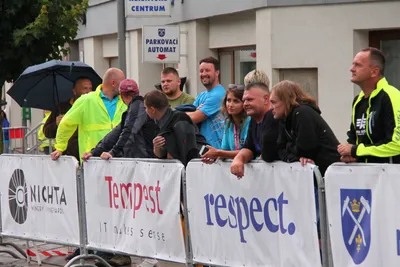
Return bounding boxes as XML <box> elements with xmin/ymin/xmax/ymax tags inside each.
<box><xmin>1</xmin><ymin>155</ymin><xmax>394</xmax><ymax>267</ymax></box>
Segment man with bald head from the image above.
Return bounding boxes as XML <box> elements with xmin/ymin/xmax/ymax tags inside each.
<box><xmin>51</xmin><ymin>68</ymin><xmax>127</xmax><ymax>161</ymax></box>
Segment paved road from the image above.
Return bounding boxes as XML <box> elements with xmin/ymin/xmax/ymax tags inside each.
<box><xmin>0</xmin><ymin>238</ymin><xmax>183</xmax><ymax>267</ymax></box>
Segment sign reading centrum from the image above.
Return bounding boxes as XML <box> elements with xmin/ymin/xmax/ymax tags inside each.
<box><xmin>142</xmin><ymin>25</ymin><xmax>180</xmax><ymax>63</ymax></box>
<box><xmin>126</xmin><ymin>0</ymin><xmax>171</xmax><ymax>17</ymax></box>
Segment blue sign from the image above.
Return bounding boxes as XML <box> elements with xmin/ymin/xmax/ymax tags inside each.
<box><xmin>340</xmin><ymin>189</ymin><xmax>372</xmax><ymax>264</ymax></box>
<box><xmin>126</xmin><ymin>0</ymin><xmax>171</xmax><ymax>17</ymax></box>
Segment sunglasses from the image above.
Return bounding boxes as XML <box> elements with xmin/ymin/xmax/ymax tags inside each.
<box><xmin>228</xmin><ymin>84</ymin><xmax>245</xmax><ymax>90</ymax></box>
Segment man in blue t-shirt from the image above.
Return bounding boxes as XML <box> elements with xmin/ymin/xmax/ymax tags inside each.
<box><xmin>187</xmin><ymin>57</ymin><xmax>225</xmax><ymax>148</ymax></box>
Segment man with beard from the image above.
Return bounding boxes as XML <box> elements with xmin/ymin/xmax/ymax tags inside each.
<box><xmin>161</xmin><ymin>67</ymin><xmax>195</xmax><ymax>108</ymax></box>
<box><xmin>187</xmin><ymin>57</ymin><xmax>225</xmax><ymax>148</ymax></box>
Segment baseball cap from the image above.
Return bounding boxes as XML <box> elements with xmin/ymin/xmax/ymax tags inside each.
<box><xmin>119</xmin><ymin>79</ymin><xmax>139</xmax><ymax>95</ymax></box>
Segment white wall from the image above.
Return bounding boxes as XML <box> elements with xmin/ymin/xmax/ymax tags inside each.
<box><xmin>209</xmin><ymin>11</ymin><xmax>256</xmax><ymax>49</ymax></box>
<box><xmin>257</xmin><ymin>1</ymin><xmax>400</xmax><ymax>141</ymax></box>
<box><xmin>102</xmin><ymin>34</ymin><xmax>118</xmax><ymax>58</ymax></box>
<box><xmin>83</xmin><ymin>37</ymin><xmax>109</xmax><ymax>79</ymax></box>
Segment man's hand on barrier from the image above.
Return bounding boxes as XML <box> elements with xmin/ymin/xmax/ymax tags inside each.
<box><xmin>153</xmin><ymin>136</ymin><xmax>166</xmax><ymax>148</ymax></box>
<box><xmin>231</xmin><ymin>158</ymin><xmax>245</xmax><ymax>179</ymax></box>
<box><xmin>82</xmin><ymin>152</ymin><xmax>93</xmax><ymax>161</ymax></box>
<box><xmin>300</xmin><ymin>157</ymin><xmax>315</xmax><ymax>166</ymax></box>
<box><xmin>51</xmin><ymin>150</ymin><xmax>62</xmax><ymax>161</ymax></box>
<box><xmin>340</xmin><ymin>155</ymin><xmax>357</xmax><ymax>163</ymax></box>
<box><xmin>337</xmin><ymin>143</ymin><xmax>353</xmax><ymax>156</ymax></box>
<box><xmin>101</xmin><ymin>152</ymin><xmax>113</xmax><ymax>160</ymax></box>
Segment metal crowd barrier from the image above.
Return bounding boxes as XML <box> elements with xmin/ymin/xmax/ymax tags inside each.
<box><xmin>0</xmin><ymin>155</ymin><xmax>331</xmax><ymax>267</ymax></box>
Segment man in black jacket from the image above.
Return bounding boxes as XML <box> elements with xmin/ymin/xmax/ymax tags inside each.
<box><xmin>338</xmin><ymin>47</ymin><xmax>400</xmax><ymax>163</ymax></box>
<box><xmin>144</xmin><ymin>90</ymin><xmax>206</xmax><ymax>166</ymax></box>
<box><xmin>82</xmin><ymin>79</ymin><xmax>158</xmax><ymax>160</ymax></box>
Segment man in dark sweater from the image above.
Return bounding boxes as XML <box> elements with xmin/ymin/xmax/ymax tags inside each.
<box><xmin>230</xmin><ymin>82</ymin><xmax>280</xmax><ymax>178</ymax></box>
<box><xmin>43</xmin><ymin>77</ymin><xmax>92</xmax><ymax>160</ymax></box>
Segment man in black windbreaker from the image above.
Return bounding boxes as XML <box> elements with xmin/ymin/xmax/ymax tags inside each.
<box><xmin>338</xmin><ymin>48</ymin><xmax>400</xmax><ymax>163</ymax></box>
<box><xmin>143</xmin><ymin>90</ymin><xmax>207</xmax><ymax>166</ymax></box>
<box><xmin>82</xmin><ymin>79</ymin><xmax>158</xmax><ymax>161</ymax></box>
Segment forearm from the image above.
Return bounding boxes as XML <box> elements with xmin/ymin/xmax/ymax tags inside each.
<box><xmin>154</xmin><ymin>147</ymin><xmax>167</xmax><ymax>159</ymax></box>
<box><xmin>186</xmin><ymin>110</ymin><xmax>207</xmax><ymax>124</ymax></box>
<box><xmin>234</xmin><ymin>148</ymin><xmax>254</xmax><ymax>163</ymax></box>
<box><xmin>215</xmin><ymin>149</ymin><xmax>239</xmax><ymax>159</ymax></box>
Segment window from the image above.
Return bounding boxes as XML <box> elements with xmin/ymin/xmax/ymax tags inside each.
<box><xmin>218</xmin><ymin>47</ymin><xmax>256</xmax><ymax>88</ymax></box>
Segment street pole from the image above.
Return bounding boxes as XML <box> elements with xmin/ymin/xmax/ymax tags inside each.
<box><xmin>117</xmin><ymin>0</ymin><xmax>127</xmax><ymax>74</ymax></box>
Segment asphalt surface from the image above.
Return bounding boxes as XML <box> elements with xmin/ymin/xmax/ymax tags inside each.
<box><xmin>0</xmin><ymin>238</ymin><xmax>183</xmax><ymax>267</ymax></box>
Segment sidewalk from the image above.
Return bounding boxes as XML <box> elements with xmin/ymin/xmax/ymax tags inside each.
<box><xmin>0</xmin><ymin>238</ymin><xmax>183</xmax><ymax>267</ymax></box>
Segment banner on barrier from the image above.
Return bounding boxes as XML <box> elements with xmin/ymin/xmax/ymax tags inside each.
<box><xmin>0</xmin><ymin>155</ymin><xmax>80</xmax><ymax>245</ymax></box>
<box><xmin>325</xmin><ymin>164</ymin><xmax>400</xmax><ymax>267</ymax></box>
<box><xmin>186</xmin><ymin>161</ymin><xmax>321</xmax><ymax>267</ymax></box>
<box><xmin>84</xmin><ymin>159</ymin><xmax>186</xmax><ymax>263</ymax></box>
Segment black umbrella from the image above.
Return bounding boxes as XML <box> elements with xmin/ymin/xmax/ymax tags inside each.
<box><xmin>7</xmin><ymin>60</ymin><xmax>102</xmax><ymax>110</ymax></box>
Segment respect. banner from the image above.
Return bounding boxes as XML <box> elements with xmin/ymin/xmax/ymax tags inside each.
<box><xmin>186</xmin><ymin>161</ymin><xmax>320</xmax><ymax>267</ymax></box>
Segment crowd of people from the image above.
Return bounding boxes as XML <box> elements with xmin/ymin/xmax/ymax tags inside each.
<box><xmin>0</xmin><ymin>47</ymin><xmax>397</xmax><ymax>266</ymax></box>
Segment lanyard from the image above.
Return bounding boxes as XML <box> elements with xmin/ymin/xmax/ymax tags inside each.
<box><xmin>233</xmin><ymin>124</ymin><xmax>240</xmax><ymax>150</ymax></box>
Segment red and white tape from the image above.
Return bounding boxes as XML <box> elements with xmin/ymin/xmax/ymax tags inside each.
<box><xmin>26</xmin><ymin>249</ymin><xmax>72</xmax><ymax>257</ymax></box>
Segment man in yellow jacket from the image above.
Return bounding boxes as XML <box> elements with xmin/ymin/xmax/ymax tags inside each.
<box><xmin>51</xmin><ymin>68</ymin><xmax>127</xmax><ymax>161</ymax></box>
<box><xmin>38</xmin><ymin>110</ymin><xmax>52</xmax><ymax>154</ymax></box>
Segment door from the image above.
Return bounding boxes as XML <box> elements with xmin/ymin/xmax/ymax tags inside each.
<box><xmin>370</xmin><ymin>30</ymin><xmax>400</xmax><ymax>89</ymax></box>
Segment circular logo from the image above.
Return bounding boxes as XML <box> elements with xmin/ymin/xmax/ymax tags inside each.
<box><xmin>8</xmin><ymin>169</ymin><xmax>28</xmax><ymax>224</ymax></box>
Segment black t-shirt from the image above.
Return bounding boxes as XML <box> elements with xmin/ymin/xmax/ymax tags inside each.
<box><xmin>243</xmin><ymin>110</ymin><xmax>279</xmax><ymax>161</ymax></box>
<box><xmin>354</xmin><ymin>97</ymin><xmax>370</xmax><ymax>145</ymax></box>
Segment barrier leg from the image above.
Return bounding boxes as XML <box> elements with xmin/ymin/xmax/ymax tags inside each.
<box><xmin>26</xmin><ymin>241</ymin><xmax>31</xmax><ymax>263</ymax></box>
<box><xmin>32</xmin><ymin>241</ymin><xmax>42</xmax><ymax>266</ymax></box>
<box><xmin>181</xmin><ymin>169</ymin><xmax>195</xmax><ymax>267</ymax></box>
<box><xmin>314</xmin><ymin>168</ymin><xmax>330</xmax><ymax>267</ymax></box>
<box><xmin>64</xmin><ymin>167</ymin><xmax>106</xmax><ymax>267</ymax></box>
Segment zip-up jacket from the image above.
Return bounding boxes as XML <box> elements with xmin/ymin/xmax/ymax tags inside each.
<box><xmin>277</xmin><ymin>103</ymin><xmax>340</xmax><ymax>175</ymax></box>
<box><xmin>54</xmin><ymin>85</ymin><xmax>127</xmax><ymax>160</ymax></box>
<box><xmin>91</xmin><ymin>96</ymin><xmax>159</xmax><ymax>158</ymax></box>
<box><xmin>347</xmin><ymin>78</ymin><xmax>400</xmax><ymax>163</ymax></box>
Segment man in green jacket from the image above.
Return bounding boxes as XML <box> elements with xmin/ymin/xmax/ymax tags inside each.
<box><xmin>338</xmin><ymin>47</ymin><xmax>400</xmax><ymax>163</ymax></box>
<box><xmin>51</xmin><ymin>68</ymin><xmax>127</xmax><ymax>161</ymax></box>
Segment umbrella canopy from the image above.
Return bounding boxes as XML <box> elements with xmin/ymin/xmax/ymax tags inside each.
<box><xmin>7</xmin><ymin>60</ymin><xmax>102</xmax><ymax>110</ymax></box>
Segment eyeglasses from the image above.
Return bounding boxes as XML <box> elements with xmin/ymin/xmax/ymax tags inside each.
<box><xmin>228</xmin><ymin>84</ymin><xmax>245</xmax><ymax>90</ymax></box>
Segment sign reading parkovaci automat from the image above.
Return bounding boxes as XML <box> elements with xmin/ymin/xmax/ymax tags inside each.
<box><xmin>126</xmin><ymin>0</ymin><xmax>171</xmax><ymax>17</ymax></box>
<box><xmin>142</xmin><ymin>25</ymin><xmax>180</xmax><ymax>63</ymax></box>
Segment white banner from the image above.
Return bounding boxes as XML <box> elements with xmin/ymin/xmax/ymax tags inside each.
<box><xmin>325</xmin><ymin>163</ymin><xmax>400</xmax><ymax>267</ymax></box>
<box><xmin>0</xmin><ymin>155</ymin><xmax>79</xmax><ymax>245</ymax></box>
<box><xmin>186</xmin><ymin>161</ymin><xmax>321</xmax><ymax>267</ymax></box>
<box><xmin>84</xmin><ymin>159</ymin><xmax>186</xmax><ymax>263</ymax></box>
<box><xmin>142</xmin><ymin>25</ymin><xmax>180</xmax><ymax>63</ymax></box>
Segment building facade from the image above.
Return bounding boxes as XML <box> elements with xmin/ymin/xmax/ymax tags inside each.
<box><xmin>5</xmin><ymin>0</ymin><xmax>400</xmax><ymax>142</ymax></box>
